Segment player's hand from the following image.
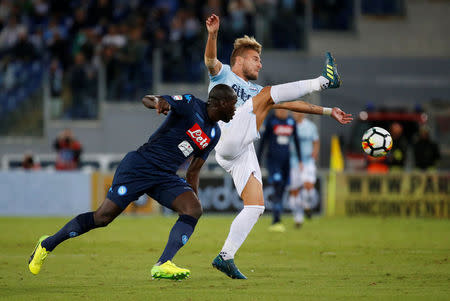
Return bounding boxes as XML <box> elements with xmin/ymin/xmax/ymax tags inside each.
<box><xmin>299</xmin><ymin>162</ymin><xmax>304</xmax><ymax>171</ymax></box>
<box><xmin>206</xmin><ymin>14</ymin><xmax>220</xmax><ymax>34</ymax></box>
<box><xmin>331</xmin><ymin>107</ymin><xmax>353</xmax><ymax>124</ymax></box>
<box><xmin>156</xmin><ymin>99</ymin><xmax>171</xmax><ymax>115</ymax></box>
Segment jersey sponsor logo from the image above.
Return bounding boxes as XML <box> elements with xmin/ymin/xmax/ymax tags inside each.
<box><xmin>274</xmin><ymin>124</ymin><xmax>294</xmax><ymax>136</ymax></box>
<box><xmin>172</xmin><ymin>95</ymin><xmax>183</xmax><ymax>100</ymax></box>
<box><xmin>231</xmin><ymin>84</ymin><xmax>252</xmax><ymax>103</ymax></box>
<box><xmin>178</xmin><ymin>140</ymin><xmax>194</xmax><ymax>157</ymax></box>
<box><xmin>186</xmin><ymin>123</ymin><xmax>210</xmax><ymax>149</ymax></box>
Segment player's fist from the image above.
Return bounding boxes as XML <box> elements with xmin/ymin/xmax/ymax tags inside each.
<box><xmin>206</xmin><ymin>14</ymin><xmax>220</xmax><ymax>33</ymax></box>
<box><xmin>331</xmin><ymin>107</ymin><xmax>353</xmax><ymax>125</ymax></box>
<box><xmin>155</xmin><ymin>99</ymin><xmax>171</xmax><ymax>115</ymax></box>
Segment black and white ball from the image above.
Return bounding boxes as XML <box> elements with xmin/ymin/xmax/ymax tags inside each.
<box><xmin>361</xmin><ymin>127</ymin><xmax>393</xmax><ymax>157</ymax></box>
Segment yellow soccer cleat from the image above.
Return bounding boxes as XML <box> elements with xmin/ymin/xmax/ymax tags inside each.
<box><xmin>28</xmin><ymin>235</ymin><xmax>50</xmax><ymax>275</ymax></box>
<box><xmin>268</xmin><ymin>223</ymin><xmax>286</xmax><ymax>232</ymax></box>
<box><xmin>151</xmin><ymin>261</ymin><xmax>190</xmax><ymax>280</ymax></box>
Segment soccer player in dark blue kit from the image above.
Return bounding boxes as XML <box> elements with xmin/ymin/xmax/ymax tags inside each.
<box><xmin>257</xmin><ymin>109</ymin><xmax>301</xmax><ymax>232</ymax></box>
<box><xmin>28</xmin><ymin>84</ymin><xmax>237</xmax><ymax>280</ymax></box>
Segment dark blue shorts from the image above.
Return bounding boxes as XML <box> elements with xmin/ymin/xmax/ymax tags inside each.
<box><xmin>267</xmin><ymin>159</ymin><xmax>290</xmax><ymax>186</ymax></box>
<box><xmin>106</xmin><ymin>151</ymin><xmax>193</xmax><ymax>210</ymax></box>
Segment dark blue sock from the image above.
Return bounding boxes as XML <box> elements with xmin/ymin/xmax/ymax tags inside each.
<box><xmin>41</xmin><ymin>212</ymin><xmax>98</xmax><ymax>252</ymax></box>
<box><xmin>272</xmin><ymin>183</ymin><xmax>285</xmax><ymax>224</ymax></box>
<box><xmin>273</xmin><ymin>202</ymin><xmax>282</xmax><ymax>224</ymax></box>
<box><xmin>158</xmin><ymin>215</ymin><xmax>198</xmax><ymax>264</ymax></box>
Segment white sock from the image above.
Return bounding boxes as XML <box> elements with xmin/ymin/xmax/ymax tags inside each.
<box><xmin>220</xmin><ymin>205</ymin><xmax>265</xmax><ymax>260</ymax></box>
<box><xmin>300</xmin><ymin>189</ymin><xmax>310</xmax><ymax>209</ymax></box>
<box><xmin>289</xmin><ymin>194</ymin><xmax>303</xmax><ymax>224</ymax></box>
<box><xmin>270</xmin><ymin>76</ymin><xmax>329</xmax><ymax>104</ymax></box>
<box><xmin>308</xmin><ymin>188</ymin><xmax>319</xmax><ymax>209</ymax></box>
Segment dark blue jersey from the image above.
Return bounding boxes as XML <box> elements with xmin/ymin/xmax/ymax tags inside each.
<box><xmin>137</xmin><ymin>94</ymin><xmax>221</xmax><ymax>173</ymax></box>
<box><xmin>257</xmin><ymin>114</ymin><xmax>301</xmax><ymax>166</ymax></box>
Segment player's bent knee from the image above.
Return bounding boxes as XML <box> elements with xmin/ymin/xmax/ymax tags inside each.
<box><xmin>93</xmin><ymin>215</ymin><xmax>113</xmax><ymax>227</ymax></box>
<box><xmin>183</xmin><ymin>203</ymin><xmax>203</xmax><ymax>219</ymax></box>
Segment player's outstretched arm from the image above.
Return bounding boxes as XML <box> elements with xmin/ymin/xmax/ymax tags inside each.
<box><xmin>204</xmin><ymin>14</ymin><xmax>222</xmax><ymax>76</ymax></box>
<box><xmin>186</xmin><ymin>157</ymin><xmax>206</xmax><ymax>195</ymax></box>
<box><xmin>273</xmin><ymin>101</ymin><xmax>352</xmax><ymax>124</ymax></box>
<box><xmin>142</xmin><ymin>95</ymin><xmax>171</xmax><ymax>115</ymax></box>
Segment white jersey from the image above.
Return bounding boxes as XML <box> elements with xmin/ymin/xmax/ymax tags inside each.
<box><xmin>208</xmin><ymin>64</ymin><xmax>263</xmax><ymax>107</ymax></box>
<box><xmin>291</xmin><ymin>118</ymin><xmax>319</xmax><ymax>166</ymax></box>
<box><xmin>209</xmin><ymin>64</ymin><xmax>263</xmax><ymax>195</ymax></box>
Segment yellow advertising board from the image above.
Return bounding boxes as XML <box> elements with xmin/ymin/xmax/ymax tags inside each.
<box><xmin>332</xmin><ymin>172</ymin><xmax>450</xmax><ymax>218</ymax></box>
<box><xmin>91</xmin><ymin>172</ymin><xmax>155</xmax><ymax>214</ymax></box>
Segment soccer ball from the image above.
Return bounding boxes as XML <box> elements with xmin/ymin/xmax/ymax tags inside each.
<box><xmin>361</xmin><ymin>127</ymin><xmax>393</xmax><ymax>157</ymax></box>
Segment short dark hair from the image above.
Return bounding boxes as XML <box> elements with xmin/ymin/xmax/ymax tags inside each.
<box><xmin>208</xmin><ymin>84</ymin><xmax>236</xmax><ymax>105</ymax></box>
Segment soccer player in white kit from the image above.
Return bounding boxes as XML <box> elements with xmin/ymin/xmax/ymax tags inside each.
<box><xmin>205</xmin><ymin>14</ymin><xmax>352</xmax><ymax>279</ymax></box>
<box><xmin>289</xmin><ymin>113</ymin><xmax>320</xmax><ymax>227</ymax></box>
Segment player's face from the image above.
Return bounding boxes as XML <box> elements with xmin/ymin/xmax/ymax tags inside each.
<box><xmin>221</xmin><ymin>98</ymin><xmax>237</xmax><ymax>122</ymax></box>
<box><xmin>242</xmin><ymin>50</ymin><xmax>262</xmax><ymax>81</ymax></box>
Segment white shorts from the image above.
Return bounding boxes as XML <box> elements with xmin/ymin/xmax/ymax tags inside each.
<box><xmin>215</xmin><ymin>99</ymin><xmax>262</xmax><ymax>196</ymax></box>
<box><xmin>216</xmin><ymin>143</ymin><xmax>262</xmax><ymax>196</ymax></box>
<box><xmin>289</xmin><ymin>162</ymin><xmax>317</xmax><ymax>190</ymax></box>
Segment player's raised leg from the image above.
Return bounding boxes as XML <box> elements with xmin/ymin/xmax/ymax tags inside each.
<box><xmin>28</xmin><ymin>198</ymin><xmax>123</xmax><ymax>275</ymax></box>
<box><xmin>151</xmin><ymin>190</ymin><xmax>202</xmax><ymax>280</ymax></box>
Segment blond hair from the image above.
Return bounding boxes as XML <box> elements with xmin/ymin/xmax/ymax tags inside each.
<box><xmin>230</xmin><ymin>35</ymin><xmax>262</xmax><ymax>66</ymax></box>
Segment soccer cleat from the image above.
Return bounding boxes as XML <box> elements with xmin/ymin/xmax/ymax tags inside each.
<box><xmin>151</xmin><ymin>261</ymin><xmax>190</xmax><ymax>280</ymax></box>
<box><xmin>321</xmin><ymin>52</ymin><xmax>341</xmax><ymax>89</ymax></box>
<box><xmin>212</xmin><ymin>254</ymin><xmax>247</xmax><ymax>279</ymax></box>
<box><xmin>268</xmin><ymin>223</ymin><xmax>286</xmax><ymax>232</ymax></box>
<box><xmin>304</xmin><ymin>208</ymin><xmax>312</xmax><ymax>219</ymax></box>
<box><xmin>28</xmin><ymin>235</ymin><xmax>50</xmax><ymax>275</ymax></box>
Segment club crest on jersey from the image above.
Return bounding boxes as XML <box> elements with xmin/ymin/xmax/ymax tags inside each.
<box><xmin>172</xmin><ymin>95</ymin><xmax>183</xmax><ymax>101</ymax></box>
<box><xmin>186</xmin><ymin>123</ymin><xmax>210</xmax><ymax>149</ymax></box>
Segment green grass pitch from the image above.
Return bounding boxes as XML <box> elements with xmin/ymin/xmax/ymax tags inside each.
<box><xmin>0</xmin><ymin>215</ymin><xmax>449</xmax><ymax>300</ymax></box>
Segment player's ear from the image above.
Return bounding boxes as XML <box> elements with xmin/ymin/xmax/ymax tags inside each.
<box><xmin>235</xmin><ymin>56</ymin><xmax>244</xmax><ymax>66</ymax></box>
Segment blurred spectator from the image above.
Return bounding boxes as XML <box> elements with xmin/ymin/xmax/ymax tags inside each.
<box><xmin>0</xmin><ymin>16</ymin><xmax>26</xmax><ymax>51</ymax></box>
<box><xmin>49</xmin><ymin>58</ymin><xmax>63</xmax><ymax>118</ymax></box>
<box><xmin>10</xmin><ymin>30</ymin><xmax>37</xmax><ymax>61</ymax></box>
<box><xmin>313</xmin><ymin>0</ymin><xmax>353</xmax><ymax>30</ymax></box>
<box><xmin>53</xmin><ymin>129</ymin><xmax>82</xmax><ymax>170</ymax></box>
<box><xmin>22</xmin><ymin>152</ymin><xmax>41</xmax><ymax>170</ymax></box>
<box><xmin>228</xmin><ymin>0</ymin><xmax>255</xmax><ymax>37</ymax></box>
<box><xmin>413</xmin><ymin>126</ymin><xmax>440</xmax><ymax>170</ymax></box>
<box><xmin>387</xmin><ymin>122</ymin><xmax>408</xmax><ymax>170</ymax></box>
<box><xmin>68</xmin><ymin>52</ymin><xmax>98</xmax><ymax>119</ymax></box>
<box><xmin>271</xmin><ymin>0</ymin><xmax>306</xmax><ymax>49</ymax></box>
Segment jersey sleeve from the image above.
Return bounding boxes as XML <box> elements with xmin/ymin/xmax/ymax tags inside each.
<box><xmin>209</xmin><ymin>64</ymin><xmax>231</xmax><ymax>85</ymax></box>
<box><xmin>161</xmin><ymin>94</ymin><xmax>195</xmax><ymax>116</ymax></box>
<box><xmin>195</xmin><ymin>126</ymin><xmax>221</xmax><ymax>161</ymax></box>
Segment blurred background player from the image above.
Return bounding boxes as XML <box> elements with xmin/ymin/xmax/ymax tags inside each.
<box><xmin>28</xmin><ymin>84</ymin><xmax>237</xmax><ymax>280</ymax></box>
<box><xmin>289</xmin><ymin>113</ymin><xmax>320</xmax><ymax>228</ymax></box>
<box><xmin>257</xmin><ymin>109</ymin><xmax>301</xmax><ymax>232</ymax></box>
<box><xmin>205</xmin><ymin>14</ymin><xmax>350</xmax><ymax>279</ymax></box>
